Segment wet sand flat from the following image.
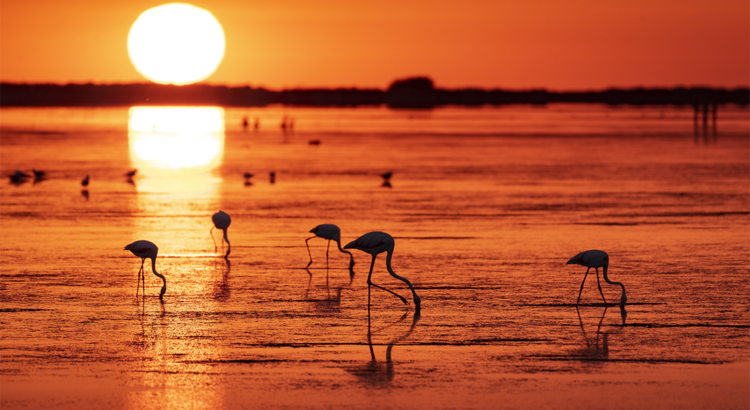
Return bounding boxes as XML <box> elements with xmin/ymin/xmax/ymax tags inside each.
<box><xmin>1</xmin><ymin>106</ymin><xmax>749</xmax><ymax>409</ymax></box>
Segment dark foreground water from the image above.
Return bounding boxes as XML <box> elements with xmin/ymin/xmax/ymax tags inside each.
<box><xmin>1</xmin><ymin>105</ymin><xmax>749</xmax><ymax>409</ymax></box>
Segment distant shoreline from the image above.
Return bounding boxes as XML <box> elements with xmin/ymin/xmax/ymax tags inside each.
<box><xmin>1</xmin><ymin>83</ymin><xmax>747</xmax><ymax>108</ymax></box>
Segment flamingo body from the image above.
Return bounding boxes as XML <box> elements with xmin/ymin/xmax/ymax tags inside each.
<box><xmin>124</xmin><ymin>240</ymin><xmax>166</xmax><ymax>298</ymax></box>
<box><xmin>211</xmin><ymin>210</ymin><xmax>231</xmax><ymax>259</ymax></box>
<box><xmin>567</xmin><ymin>250</ymin><xmax>627</xmax><ymax>306</ymax></box>
<box><xmin>345</xmin><ymin>232</ymin><xmax>421</xmax><ymax>312</ymax></box>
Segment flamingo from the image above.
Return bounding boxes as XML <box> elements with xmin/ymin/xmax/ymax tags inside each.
<box><xmin>124</xmin><ymin>240</ymin><xmax>166</xmax><ymax>298</ymax></box>
<box><xmin>125</xmin><ymin>169</ymin><xmax>137</xmax><ymax>178</ymax></box>
<box><xmin>344</xmin><ymin>232</ymin><xmax>421</xmax><ymax>312</ymax></box>
<box><xmin>566</xmin><ymin>250</ymin><xmax>627</xmax><ymax>306</ymax></box>
<box><xmin>210</xmin><ymin>210</ymin><xmax>231</xmax><ymax>259</ymax></box>
<box><xmin>81</xmin><ymin>175</ymin><xmax>89</xmax><ymax>187</ymax></box>
<box><xmin>305</xmin><ymin>224</ymin><xmax>355</xmax><ymax>270</ymax></box>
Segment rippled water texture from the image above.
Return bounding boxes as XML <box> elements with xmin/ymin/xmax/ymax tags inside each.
<box><xmin>2</xmin><ymin>105</ymin><xmax>749</xmax><ymax>409</ymax></box>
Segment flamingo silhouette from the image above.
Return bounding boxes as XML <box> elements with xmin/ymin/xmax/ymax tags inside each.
<box><xmin>567</xmin><ymin>250</ymin><xmax>627</xmax><ymax>306</ymax></box>
<box><xmin>344</xmin><ymin>232</ymin><xmax>421</xmax><ymax>312</ymax></box>
<box><xmin>81</xmin><ymin>175</ymin><xmax>89</xmax><ymax>187</ymax></box>
<box><xmin>124</xmin><ymin>240</ymin><xmax>166</xmax><ymax>299</ymax></box>
<box><xmin>305</xmin><ymin>224</ymin><xmax>355</xmax><ymax>270</ymax></box>
<box><xmin>210</xmin><ymin>210</ymin><xmax>231</xmax><ymax>259</ymax></box>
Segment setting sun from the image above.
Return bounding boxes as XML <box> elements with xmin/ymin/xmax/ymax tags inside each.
<box><xmin>127</xmin><ymin>3</ymin><xmax>225</xmax><ymax>85</ymax></box>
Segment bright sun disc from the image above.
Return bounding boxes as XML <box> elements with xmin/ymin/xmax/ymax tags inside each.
<box><xmin>128</xmin><ymin>3</ymin><xmax>225</xmax><ymax>85</ymax></box>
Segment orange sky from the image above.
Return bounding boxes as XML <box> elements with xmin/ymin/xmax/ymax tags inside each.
<box><xmin>1</xmin><ymin>0</ymin><xmax>748</xmax><ymax>89</ymax></box>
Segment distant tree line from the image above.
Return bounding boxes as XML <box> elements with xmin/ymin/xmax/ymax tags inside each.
<box><xmin>1</xmin><ymin>77</ymin><xmax>747</xmax><ymax>108</ymax></box>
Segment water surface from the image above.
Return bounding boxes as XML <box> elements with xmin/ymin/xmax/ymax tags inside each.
<box><xmin>1</xmin><ymin>105</ymin><xmax>748</xmax><ymax>409</ymax></box>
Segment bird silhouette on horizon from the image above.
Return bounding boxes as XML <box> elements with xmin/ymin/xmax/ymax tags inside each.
<box><xmin>81</xmin><ymin>175</ymin><xmax>89</xmax><ymax>187</ymax></box>
<box><xmin>566</xmin><ymin>250</ymin><xmax>627</xmax><ymax>306</ymax></box>
<box><xmin>344</xmin><ymin>232</ymin><xmax>421</xmax><ymax>312</ymax></box>
<box><xmin>124</xmin><ymin>240</ymin><xmax>166</xmax><ymax>299</ymax></box>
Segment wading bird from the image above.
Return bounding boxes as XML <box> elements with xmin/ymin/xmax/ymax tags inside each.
<box><xmin>124</xmin><ymin>240</ymin><xmax>166</xmax><ymax>298</ymax></box>
<box><xmin>9</xmin><ymin>170</ymin><xmax>30</xmax><ymax>184</ymax></box>
<box><xmin>211</xmin><ymin>210</ymin><xmax>231</xmax><ymax>259</ymax></box>
<box><xmin>305</xmin><ymin>224</ymin><xmax>355</xmax><ymax>270</ymax></box>
<box><xmin>344</xmin><ymin>232</ymin><xmax>421</xmax><ymax>312</ymax></box>
<box><xmin>566</xmin><ymin>250</ymin><xmax>627</xmax><ymax>306</ymax></box>
<box><xmin>81</xmin><ymin>175</ymin><xmax>89</xmax><ymax>187</ymax></box>
<box><xmin>125</xmin><ymin>169</ymin><xmax>137</xmax><ymax>178</ymax></box>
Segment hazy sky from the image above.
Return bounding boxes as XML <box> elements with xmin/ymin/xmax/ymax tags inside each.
<box><xmin>1</xmin><ymin>0</ymin><xmax>748</xmax><ymax>89</ymax></box>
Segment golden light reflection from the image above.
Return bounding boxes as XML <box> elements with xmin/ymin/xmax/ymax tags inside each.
<box><xmin>129</xmin><ymin>106</ymin><xmax>225</xmax><ymax>175</ymax></box>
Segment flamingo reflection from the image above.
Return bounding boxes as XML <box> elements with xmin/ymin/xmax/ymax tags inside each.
<box><xmin>568</xmin><ymin>306</ymin><xmax>626</xmax><ymax>362</ymax></box>
<box><xmin>345</xmin><ymin>311</ymin><xmax>420</xmax><ymax>386</ymax></box>
<box><xmin>213</xmin><ymin>259</ymin><xmax>231</xmax><ymax>302</ymax></box>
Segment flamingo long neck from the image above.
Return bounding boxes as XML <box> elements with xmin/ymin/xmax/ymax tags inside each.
<box><xmin>385</xmin><ymin>248</ymin><xmax>421</xmax><ymax>311</ymax></box>
<box><xmin>335</xmin><ymin>239</ymin><xmax>354</xmax><ymax>264</ymax></box>
<box><xmin>602</xmin><ymin>266</ymin><xmax>626</xmax><ymax>305</ymax></box>
<box><xmin>151</xmin><ymin>257</ymin><xmax>167</xmax><ymax>294</ymax></box>
<box><xmin>223</xmin><ymin>229</ymin><xmax>231</xmax><ymax>258</ymax></box>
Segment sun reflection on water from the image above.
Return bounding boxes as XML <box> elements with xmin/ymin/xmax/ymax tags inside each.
<box><xmin>129</xmin><ymin>106</ymin><xmax>225</xmax><ymax>174</ymax></box>
<box><xmin>127</xmin><ymin>106</ymin><xmax>225</xmax><ymax>254</ymax></box>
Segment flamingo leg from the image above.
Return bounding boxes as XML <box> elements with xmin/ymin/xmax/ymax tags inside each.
<box><xmin>305</xmin><ymin>236</ymin><xmax>316</xmax><ymax>268</ymax></box>
<box><xmin>576</xmin><ymin>267</ymin><xmax>590</xmax><ymax>305</ymax></box>
<box><xmin>136</xmin><ymin>258</ymin><xmax>145</xmax><ymax>297</ymax></box>
<box><xmin>366</xmin><ymin>255</ymin><xmax>408</xmax><ymax>305</ymax></box>
<box><xmin>595</xmin><ymin>268</ymin><xmax>607</xmax><ymax>305</ymax></box>
<box><xmin>210</xmin><ymin>227</ymin><xmax>217</xmax><ymax>252</ymax></box>
<box><xmin>326</xmin><ymin>239</ymin><xmax>330</xmax><ymax>269</ymax></box>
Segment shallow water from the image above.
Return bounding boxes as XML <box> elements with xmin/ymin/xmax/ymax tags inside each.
<box><xmin>1</xmin><ymin>105</ymin><xmax>749</xmax><ymax>409</ymax></box>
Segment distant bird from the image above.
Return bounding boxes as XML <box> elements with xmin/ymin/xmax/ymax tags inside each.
<box><xmin>125</xmin><ymin>169</ymin><xmax>137</xmax><ymax>178</ymax></box>
<box><xmin>242</xmin><ymin>116</ymin><xmax>249</xmax><ymax>130</ymax></box>
<box><xmin>269</xmin><ymin>171</ymin><xmax>276</xmax><ymax>184</ymax></box>
<box><xmin>32</xmin><ymin>169</ymin><xmax>45</xmax><ymax>179</ymax></box>
<box><xmin>81</xmin><ymin>175</ymin><xmax>89</xmax><ymax>187</ymax></box>
<box><xmin>308</xmin><ymin>140</ymin><xmax>321</xmax><ymax>145</ymax></box>
<box><xmin>124</xmin><ymin>240</ymin><xmax>166</xmax><ymax>299</ymax></box>
<box><xmin>344</xmin><ymin>232</ymin><xmax>421</xmax><ymax>312</ymax></box>
<box><xmin>566</xmin><ymin>250</ymin><xmax>627</xmax><ymax>306</ymax></box>
<box><xmin>243</xmin><ymin>173</ymin><xmax>254</xmax><ymax>180</ymax></box>
<box><xmin>306</xmin><ymin>224</ymin><xmax>355</xmax><ymax>270</ymax></box>
<box><xmin>211</xmin><ymin>210</ymin><xmax>232</xmax><ymax>259</ymax></box>
<box><xmin>9</xmin><ymin>170</ymin><xmax>30</xmax><ymax>184</ymax></box>
<box><xmin>380</xmin><ymin>172</ymin><xmax>393</xmax><ymax>188</ymax></box>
